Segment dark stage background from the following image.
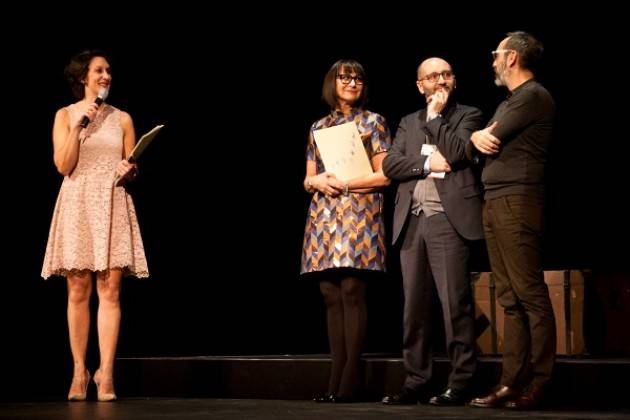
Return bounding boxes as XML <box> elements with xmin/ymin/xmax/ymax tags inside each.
<box><xmin>1</xmin><ymin>7</ymin><xmax>626</xmax><ymax>398</ymax></box>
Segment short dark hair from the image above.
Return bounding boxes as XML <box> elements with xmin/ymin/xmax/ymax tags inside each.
<box><xmin>64</xmin><ymin>49</ymin><xmax>110</xmax><ymax>99</ymax></box>
<box><xmin>505</xmin><ymin>31</ymin><xmax>543</xmax><ymax>72</ymax></box>
<box><xmin>321</xmin><ymin>59</ymin><xmax>368</xmax><ymax>110</ymax></box>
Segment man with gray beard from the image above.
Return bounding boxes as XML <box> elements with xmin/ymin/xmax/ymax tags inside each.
<box><xmin>467</xmin><ymin>31</ymin><xmax>556</xmax><ymax>411</ymax></box>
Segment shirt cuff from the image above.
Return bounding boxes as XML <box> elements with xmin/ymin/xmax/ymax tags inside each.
<box><xmin>423</xmin><ymin>152</ymin><xmax>433</xmax><ymax>175</ymax></box>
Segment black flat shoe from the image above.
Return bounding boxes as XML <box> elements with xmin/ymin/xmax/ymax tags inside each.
<box><xmin>313</xmin><ymin>393</ymin><xmax>335</xmax><ymax>403</ymax></box>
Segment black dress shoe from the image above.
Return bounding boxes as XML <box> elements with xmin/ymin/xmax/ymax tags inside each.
<box><xmin>382</xmin><ymin>388</ymin><xmax>422</xmax><ymax>405</ymax></box>
<box><xmin>429</xmin><ymin>388</ymin><xmax>467</xmax><ymax>406</ymax></box>
<box><xmin>313</xmin><ymin>393</ymin><xmax>335</xmax><ymax>403</ymax></box>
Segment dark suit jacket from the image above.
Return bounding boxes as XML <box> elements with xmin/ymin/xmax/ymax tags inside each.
<box><xmin>383</xmin><ymin>102</ymin><xmax>484</xmax><ymax>245</ymax></box>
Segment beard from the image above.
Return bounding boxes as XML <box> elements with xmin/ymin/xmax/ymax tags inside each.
<box><xmin>494</xmin><ymin>60</ymin><xmax>507</xmax><ymax>86</ymax></box>
<box><xmin>431</xmin><ymin>85</ymin><xmax>451</xmax><ymax>95</ymax></box>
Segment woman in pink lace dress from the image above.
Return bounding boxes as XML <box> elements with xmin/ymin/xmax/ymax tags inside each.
<box><xmin>42</xmin><ymin>50</ymin><xmax>149</xmax><ymax>402</ymax></box>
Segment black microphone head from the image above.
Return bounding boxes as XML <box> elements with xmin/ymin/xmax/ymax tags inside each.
<box><xmin>80</xmin><ymin>87</ymin><xmax>109</xmax><ymax>128</ymax></box>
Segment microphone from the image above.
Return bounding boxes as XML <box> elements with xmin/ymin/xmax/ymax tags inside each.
<box><xmin>79</xmin><ymin>87</ymin><xmax>109</xmax><ymax>128</ymax></box>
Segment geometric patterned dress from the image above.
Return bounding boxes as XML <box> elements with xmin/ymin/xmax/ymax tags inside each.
<box><xmin>41</xmin><ymin>103</ymin><xmax>149</xmax><ymax>279</ymax></box>
<box><xmin>300</xmin><ymin>108</ymin><xmax>391</xmax><ymax>275</ymax></box>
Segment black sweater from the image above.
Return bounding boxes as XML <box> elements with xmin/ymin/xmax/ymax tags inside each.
<box><xmin>481</xmin><ymin>79</ymin><xmax>555</xmax><ymax>199</ymax></box>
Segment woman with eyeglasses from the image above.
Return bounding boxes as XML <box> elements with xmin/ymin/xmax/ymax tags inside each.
<box><xmin>300</xmin><ymin>59</ymin><xmax>391</xmax><ymax>403</ymax></box>
<box><xmin>42</xmin><ymin>49</ymin><xmax>148</xmax><ymax>402</ymax></box>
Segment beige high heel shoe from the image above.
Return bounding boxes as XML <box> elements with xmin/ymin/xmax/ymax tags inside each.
<box><xmin>67</xmin><ymin>369</ymin><xmax>91</xmax><ymax>401</ymax></box>
<box><xmin>94</xmin><ymin>369</ymin><xmax>117</xmax><ymax>402</ymax></box>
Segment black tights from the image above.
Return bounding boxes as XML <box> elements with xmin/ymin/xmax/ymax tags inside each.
<box><xmin>319</xmin><ymin>276</ymin><xmax>367</xmax><ymax>397</ymax></box>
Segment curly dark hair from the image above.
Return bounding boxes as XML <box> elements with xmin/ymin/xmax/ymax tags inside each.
<box><xmin>64</xmin><ymin>49</ymin><xmax>110</xmax><ymax>99</ymax></box>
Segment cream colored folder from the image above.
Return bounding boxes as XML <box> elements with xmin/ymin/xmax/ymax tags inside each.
<box><xmin>128</xmin><ymin>124</ymin><xmax>164</xmax><ymax>163</ymax></box>
<box><xmin>114</xmin><ymin>124</ymin><xmax>164</xmax><ymax>186</ymax></box>
<box><xmin>312</xmin><ymin>122</ymin><xmax>373</xmax><ymax>182</ymax></box>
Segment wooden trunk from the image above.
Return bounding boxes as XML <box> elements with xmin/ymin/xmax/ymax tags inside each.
<box><xmin>472</xmin><ymin>270</ymin><xmax>585</xmax><ymax>355</ymax></box>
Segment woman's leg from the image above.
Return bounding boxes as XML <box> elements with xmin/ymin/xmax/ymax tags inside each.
<box><xmin>337</xmin><ymin>276</ymin><xmax>367</xmax><ymax>398</ymax></box>
<box><xmin>67</xmin><ymin>271</ymin><xmax>93</xmax><ymax>398</ymax></box>
<box><xmin>319</xmin><ymin>279</ymin><xmax>345</xmax><ymax>395</ymax></box>
<box><xmin>94</xmin><ymin>269</ymin><xmax>122</xmax><ymax>397</ymax></box>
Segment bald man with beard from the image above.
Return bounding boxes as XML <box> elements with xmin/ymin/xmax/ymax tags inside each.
<box><xmin>382</xmin><ymin>58</ymin><xmax>484</xmax><ymax>406</ymax></box>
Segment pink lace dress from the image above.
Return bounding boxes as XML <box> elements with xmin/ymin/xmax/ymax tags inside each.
<box><xmin>41</xmin><ymin>103</ymin><xmax>149</xmax><ymax>279</ymax></box>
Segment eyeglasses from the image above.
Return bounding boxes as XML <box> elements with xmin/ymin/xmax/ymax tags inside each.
<box><xmin>418</xmin><ymin>70</ymin><xmax>454</xmax><ymax>83</ymax></box>
<box><xmin>336</xmin><ymin>74</ymin><xmax>364</xmax><ymax>85</ymax></box>
<box><xmin>491</xmin><ymin>49</ymin><xmax>515</xmax><ymax>59</ymax></box>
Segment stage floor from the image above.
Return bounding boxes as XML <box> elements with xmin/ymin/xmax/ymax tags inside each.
<box><xmin>2</xmin><ymin>398</ymin><xmax>629</xmax><ymax>420</ymax></box>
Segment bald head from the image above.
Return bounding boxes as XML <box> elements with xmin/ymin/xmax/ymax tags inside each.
<box><xmin>418</xmin><ymin>57</ymin><xmax>451</xmax><ymax>79</ymax></box>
